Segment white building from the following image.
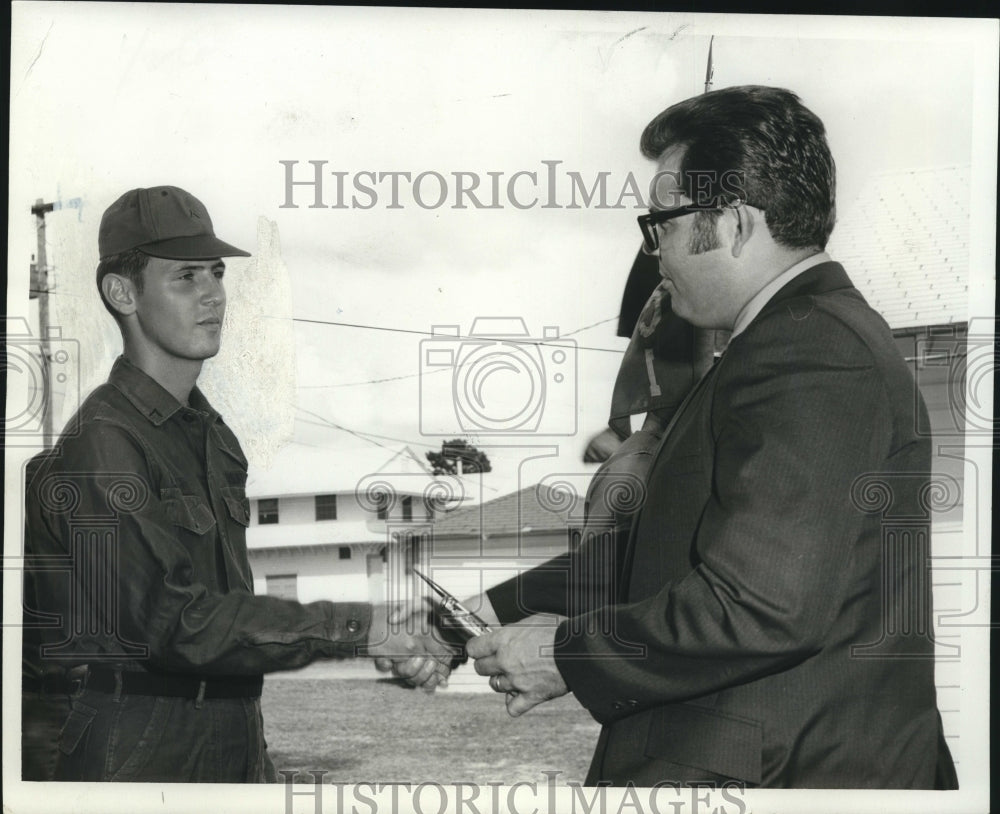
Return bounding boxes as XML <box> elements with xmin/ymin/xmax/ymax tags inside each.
<box><xmin>246</xmin><ymin>444</ymin><xmax>462</xmax><ymax>605</ymax></box>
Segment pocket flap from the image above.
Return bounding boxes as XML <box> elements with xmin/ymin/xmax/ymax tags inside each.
<box><xmin>58</xmin><ymin>700</ymin><xmax>97</xmax><ymax>756</ymax></box>
<box><xmin>161</xmin><ymin>489</ymin><xmax>217</xmax><ymax>535</ymax></box>
<box><xmin>644</xmin><ymin>703</ymin><xmax>762</xmax><ymax>784</ymax></box>
<box><xmin>222</xmin><ymin>486</ymin><xmax>250</xmax><ymax>527</ymax></box>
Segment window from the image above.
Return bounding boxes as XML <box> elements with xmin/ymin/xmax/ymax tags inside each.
<box><xmin>315</xmin><ymin>494</ymin><xmax>338</xmax><ymax>521</ymax></box>
<box><xmin>338</xmin><ymin>546</ymin><xmax>352</xmax><ymax>560</ymax></box>
<box><xmin>258</xmin><ymin>498</ymin><xmax>279</xmax><ymax>525</ymax></box>
<box><xmin>265</xmin><ymin>574</ymin><xmax>297</xmax><ymax>600</ymax></box>
<box><xmin>402</xmin><ymin>496</ymin><xmax>413</xmax><ymax>522</ymax></box>
<box><xmin>891</xmin><ymin>325</ymin><xmax>968</xmax><ymax>525</ymax></box>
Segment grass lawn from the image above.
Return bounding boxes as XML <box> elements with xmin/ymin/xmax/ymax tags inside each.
<box><xmin>261</xmin><ymin>677</ymin><xmax>602</xmax><ymax>785</ymax></box>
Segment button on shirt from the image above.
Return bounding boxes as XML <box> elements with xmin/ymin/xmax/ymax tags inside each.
<box><xmin>23</xmin><ymin>357</ymin><xmax>370</xmax><ymax>678</ymax></box>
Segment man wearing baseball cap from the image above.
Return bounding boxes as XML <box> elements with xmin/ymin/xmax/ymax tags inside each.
<box><xmin>22</xmin><ymin>186</ymin><xmax>454</xmax><ymax>782</ymax></box>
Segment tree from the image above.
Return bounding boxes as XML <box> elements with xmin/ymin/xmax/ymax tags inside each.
<box><xmin>426</xmin><ymin>438</ymin><xmax>492</xmax><ymax>475</ymax></box>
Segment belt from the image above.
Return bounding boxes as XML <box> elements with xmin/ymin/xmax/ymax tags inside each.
<box><xmin>25</xmin><ymin>670</ymin><xmax>263</xmax><ymax>700</ymax></box>
<box><xmin>23</xmin><ymin>674</ymin><xmax>80</xmax><ymax>695</ymax></box>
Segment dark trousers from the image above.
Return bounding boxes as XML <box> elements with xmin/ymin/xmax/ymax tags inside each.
<box><xmin>22</xmin><ymin>692</ymin><xmax>72</xmax><ymax>781</ymax></box>
<box><xmin>50</xmin><ymin>686</ymin><xmax>277</xmax><ymax>782</ymax></box>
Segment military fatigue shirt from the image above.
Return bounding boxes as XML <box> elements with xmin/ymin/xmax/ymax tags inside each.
<box><xmin>24</xmin><ymin>356</ymin><xmax>370</xmax><ymax>679</ymax></box>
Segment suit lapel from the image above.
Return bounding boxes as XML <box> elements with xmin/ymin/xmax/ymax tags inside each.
<box><xmin>618</xmin><ymin>356</ymin><xmax>724</xmax><ymax>599</ymax></box>
<box><xmin>616</xmin><ymin>262</ymin><xmax>857</xmax><ymax>599</ymax></box>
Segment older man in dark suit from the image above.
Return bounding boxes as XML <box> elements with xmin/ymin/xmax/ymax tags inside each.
<box><xmin>464</xmin><ymin>86</ymin><xmax>956</xmax><ymax>789</ymax></box>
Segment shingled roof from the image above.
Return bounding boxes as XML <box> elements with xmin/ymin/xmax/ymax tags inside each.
<box><xmin>247</xmin><ymin>442</ymin><xmax>435</xmax><ymax>499</ymax></box>
<box><xmin>432</xmin><ymin>483</ymin><xmax>573</xmax><ymax>538</ymax></box>
<box><xmin>827</xmin><ymin>165</ymin><xmax>970</xmax><ymax>330</ymax></box>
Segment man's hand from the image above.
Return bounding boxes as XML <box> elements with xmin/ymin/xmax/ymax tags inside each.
<box><xmin>583</xmin><ymin>426</ymin><xmax>623</xmax><ymax>463</ymax></box>
<box><xmin>365</xmin><ymin>602</ymin><xmax>459</xmax><ymax>692</ymax></box>
<box><xmin>466</xmin><ymin>615</ymin><xmax>569</xmax><ymax>717</ymax></box>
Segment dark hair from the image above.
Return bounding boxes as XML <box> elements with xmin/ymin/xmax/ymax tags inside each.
<box><xmin>640</xmin><ymin>86</ymin><xmax>836</xmax><ymax>250</ymax></box>
<box><xmin>95</xmin><ymin>248</ymin><xmax>150</xmax><ymax>318</ymax></box>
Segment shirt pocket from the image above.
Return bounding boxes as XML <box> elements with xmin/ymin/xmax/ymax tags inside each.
<box><xmin>160</xmin><ymin>488</ymin><xmax>216</xmax><ymax>536</ymax></box>
<box><xmin>221</xmin><ymin>485</ymin><xmax>250</xmax><ymax>527</ymax></box>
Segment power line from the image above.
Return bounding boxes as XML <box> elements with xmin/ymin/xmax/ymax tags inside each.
<box><xmin>296</xmin><ymin>406</ymin><xmax>401</xmax><ymax>455</ymax></box>
<box><xmin>293</xmin><ymin>317</ymin><xmax>431</xmax><ymax>336</ymax></box>
<box><xmin>291</xmin><ymin>312</ymin><xmax>626</xmax><ymax>389</ymax></box>
<box><xmin>29</xmin><ymin>291</ymin><xmax>623</xmax><ymax>350</ymax></box>
<box><xmin>291</xmin><ymin>315</ymin><xmax>626</xmax><ymax>354</ymax></box>
<box><xmin>27</xmin><ymin>287</ymin><xmax>624</xmax><ymax>396</ymax></box>
<box><xmin>296</xmin><ymin>413</ymin><xmax>440</xmax><ymax>449</ymax></box>
<box><xmin>560</xmin><ymin>316</ymin><xmax>619</xmax><ymax>337</ymax></box>
<box><xmin>295</xmin><ymin>408</ymin><xmax>501</xmax><ymax>494</ymax></box>
<box><xmin>28</xmin><ymin>287</ymin><xmax>89</xmax><ymax>299</ymax></box>
<box><xmin>297</xmin><ymin>365</ymin><xmax>449</xmax><ymax>390</ymax></box>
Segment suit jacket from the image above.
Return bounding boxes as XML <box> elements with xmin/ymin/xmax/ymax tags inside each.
<box><xmin>488</xmin><ymin>262</ymin><xmax>954</xmax><ymax>788</ymax></box>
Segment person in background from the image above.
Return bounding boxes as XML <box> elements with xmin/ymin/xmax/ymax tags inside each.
<box><xmin>584</xmin><ymin>247</ymin><xmax>677</xmax><ymax>463</ymax></box>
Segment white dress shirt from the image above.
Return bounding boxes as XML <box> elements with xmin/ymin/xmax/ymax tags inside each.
<box><xmin>730</xmin><ymin>251</ymin><xmax>831</xmax><ymax>339</ymax></box>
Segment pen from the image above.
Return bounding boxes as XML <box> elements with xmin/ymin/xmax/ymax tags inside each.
<box><xmin>411</xmin><ymin>567</ymin><xmax>493</xmax><ymax>639</ymax></box>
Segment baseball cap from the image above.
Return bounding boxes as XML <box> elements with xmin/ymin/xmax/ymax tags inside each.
<box><xmin>98</xmin><ymin>186</ymin><xmax>251</xmax><ymax>260</ymax></box>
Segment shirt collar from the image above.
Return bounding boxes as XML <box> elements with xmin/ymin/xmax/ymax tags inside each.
<box><xmin>730</xmin><ymin>251</ymin><xmax>831</xmax><ymax>339</ymax></box>
<box><xmin>108</xmin><ymin>356</ymin><xmax>218</xmax><ymax>426</ymax></box>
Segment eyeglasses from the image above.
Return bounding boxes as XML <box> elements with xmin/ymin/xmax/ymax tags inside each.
<box><xmin>637</xmin><ymin>205</ymin><xmax>720</xmax><ymax>254</ymax></box>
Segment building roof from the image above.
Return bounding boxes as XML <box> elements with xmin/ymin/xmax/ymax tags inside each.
<box><xmin>247</xmin><ymin>519</ymin><xmax>389</xmax><ymax>550</ymax></box>
<box><xmin>828</xmin><ymin>165</ymin><xmax>970</xmax><ymax>330</ymax></box>
<box><xmin>432</xmin><ymin>482</ymin><xmax>573</xmax><ymax>538</ymax></box>
<box><xmin>247</xmin><ymin>442</ymin><xmax>435</xmax><ymax>499</ymax></box>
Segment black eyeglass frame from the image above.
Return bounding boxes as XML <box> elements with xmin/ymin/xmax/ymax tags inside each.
<box><xmin>637</xmin><ymin>204</ymin><xmax>726</xmax><ymax>254</ymax></box>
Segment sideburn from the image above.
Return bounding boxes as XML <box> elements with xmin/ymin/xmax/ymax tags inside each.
<box><xmin>687</xmin><ymin>211</ymin><xmax>722</xmax><ymax>255</ymax></box>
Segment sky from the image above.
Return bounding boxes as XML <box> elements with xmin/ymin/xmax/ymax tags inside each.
<box><xmin>4</xmin><ymin>7</ymin><xmax>997</xmax><ymax>813</ymax></box>
<box><xmin>8</xmin><ymin>7</ymin><xmax>995</xmax><ymax>502</ymax></box>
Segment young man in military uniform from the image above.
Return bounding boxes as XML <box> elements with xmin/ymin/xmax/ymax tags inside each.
<box><xmin>22</xmin><ymin>186</ymin><xmax>451</xmax><ymax>782</ymax></box>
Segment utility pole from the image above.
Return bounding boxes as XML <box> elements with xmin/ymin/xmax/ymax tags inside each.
<box><xmin>30</xmin><ymin>198</ymin><xmax>56</xmax><ymax>448</ymax></box>
<box><xmin>704</xmin><ymin>35</ymin><xmax>714</xmax><ymax>93</ymax></box>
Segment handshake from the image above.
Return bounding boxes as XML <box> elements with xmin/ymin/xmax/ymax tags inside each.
<box><xmin>363</xmin><ymin>572</ymin><xmax>569</xmax><ymax>716</ymax></box>
<box><xmin>364</xmin><ymin>592</ymin><xmax>499</xmax><ymax>693</ymax></box>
